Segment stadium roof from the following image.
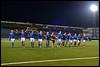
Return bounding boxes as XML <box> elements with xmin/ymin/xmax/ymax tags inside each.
<box><xmin>1</xmin><ymin>20</ymin><xmax>32</xmax><ymax>25</ymax></box>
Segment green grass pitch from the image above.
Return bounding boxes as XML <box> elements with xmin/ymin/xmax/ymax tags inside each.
<box><xmin>1</xmin><ymin>39</ymin><xmax>99</xmax><ymax>66</ymax></box>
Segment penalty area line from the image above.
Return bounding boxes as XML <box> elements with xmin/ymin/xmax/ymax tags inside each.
<box><xmin>1</xmin><ymin>57</ymin><xmax>99</xmax><ymax>65</ymax></box>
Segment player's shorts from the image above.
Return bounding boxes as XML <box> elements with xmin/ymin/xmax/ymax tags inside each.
<box><xmin>11</xmin><ymin>38</ymin><xmax>15</xmax><ymax>42</ymax></box>
<box><xmin>51</xmin><ymin>40</ymin><xmax>55</xmax><ymax>43</ymax></box>
<box><xmin>66</xmin><ymin>39</ymin><xmax>68</xmax><ymax>41</ymax></box>
<box><xmin>69</xmin><ymin>40</ymin><xmax>72</xmax><ymax>43</ymax></box>
<box><xmin>78</xmin><ymin>40</ymin><xmax>80</xmax><ymax>43</ymax></box>
<box><xmin>38</xmin><ymin>39</ymin><xmax>42</xmax><ymax>42</ymax></box>
<box><xmin>74</xmin><ymin>39</ymin><xmax>77</xmax><ymax>42</ymax></box>
<box><xmin>62</xmin><ymin>40</ymin><xmax>65</xmax><ymax>42</ymax></box>
<box><xmin>30</xmin><ymin>38</ymin><xmax>34</xmax><ymax>42</ymax></box>
<box><xmin>21</xmin><ymin>38</ymin><xmax>25</xmax><ymax>42</ymax></box>
<box><xmin>57</xmin><ymin>39</ymin><xmax>61</xmax><ymax>43</ymax></box>
<box><xmin>83</xmin><ymin>40</ymin><xmax>85</xmax><ymax>42</ymax></box>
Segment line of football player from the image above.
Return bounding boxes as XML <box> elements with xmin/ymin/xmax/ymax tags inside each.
<box><xmin>9</xmin><ymin>30</ymin><xmax>89</xmax><ymax>48</ymax></box>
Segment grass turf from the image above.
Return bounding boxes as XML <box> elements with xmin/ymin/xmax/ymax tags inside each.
<box><xmin>1</xmin><ymin>39</ymin><xmax>99</xmax><ymax>66</ymax></box>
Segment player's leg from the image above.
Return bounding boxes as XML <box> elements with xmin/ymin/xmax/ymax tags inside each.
<box><xmin>57</xmin><ymin>40</ymin><xmax>59</xmax><ymax>47</ymax></box>
<box><xmin>77</xmin><ymin>40</ymin><xmax>79</xmax><ymax>46</ymax></box>
<box><xmin>30</xmin><ymin>38</ymin><xmax>32</xmax><ymax>47</ymax></box>
<box><xmin>23</xmin><ymin>41</ymin><xmax>25</xmax><ymax>48</ymax></box>
<box><xmin>40</xmin><ymin>39</ymin><xmax>42</xmax><ymax>47</ymax></box>
<box><xmin>11</xmin><ymin>39</ymin><xmax>15</xmax><ymax>48</ymax></box>
<box><xmin>38</xmin><ymin>39</ymin><xmax>40</xmax><ymax>48</ymax></box>
<box><xmin>21</xmin><ymin>38</ymin><xmax>23</xmax><ymax>48</ymax></box>
<box><xmin>52</xmin><ymin>40</ymin><xmax>54</xmax><ymax>48</ymax></box>
<box><xmin>32</xmin><ymin>38</ymin><xmax>34</xmax><ymax>48</ymax></box>
<box><xmin>74</xmin><ymin>39</ymin><xmax>77</xmax><ymax>47</ymax></box>
<box><xmin>39</xmin><ymin>39</ymin><xmax>42</xmax><ymax>48</ymax></box>
<box><xmin>21</xmin><ymin>38</ymin><xmax>25</xmax><ymax>48</ymax></box>
<box><xmin>68</xmin><ymin>40</ymin><xmax>70</xmax><ymax>47</ymax></box>
<box><xmin>38</xmin><ymin>41</ymin><xmax>40</xmax><ymax>48</ymax></box>
<box><xmin>65</xmin><ymin>40</ymin><xmax>68</xmax><ymax>47</ymax></box>
<box><xmin>61</xmin><ymin>40</ymin><xmax>64</xmax><ymax>47</ymax></box>
<box><xmin>57</xmin><ymin>39</ymin><xmax>61</xmax><ymax>48</ymax></box>
<box><xmin>22</xmin><ymin>41</ymin><xmax>25</xmax><ymax>48</ymax></box>
<box><xmin>46</xmin><ymin>40</ymin><xmax>49</xmax><ymax>48</ymax></box>
<box><xmin>23</xmin><ymin>38</ymin><xmax>26</xmax><ymax>48</ymax></box>
<box><xmin>69</xmin><ymin>40</ymin><xmax>72</xmax><ymax>46</ymax></box>
<box><xmin>78</xmin><ymin>41</ymin><xmax>81</xmax><ymax>46</ymax></box>
<box><xmin>71</xmin><ymin>40</ymin><xmax>72</xmax><ymax>45</ymax></box>
<box><xmin>30</xmin><ymin>38</ymin><xmax>34</xmax><ymax>48</ymax></box>
<box><xmin>63</xmin><ymin>40</ymin><xmax>65</xmax><ymax>47</ymax></box>
<box><xmin>68</xmin><ymin>41</ymin><xmax>70</xmax><ymax>47</ymax></box>
<box><xmin>48</xmin><ymin>40</ymin><xmax>49</xmax><ymax>47</ymax></box>
<box><xmin>83</xmin><ymin>39</ymin><xmax>86</xmax><ymax>47</ymax></box>
<box><xmin>47</xmin><ymin>40</ymin><xmax>49</xmax><ymax>47</ymax></box>
<box><xmin>21</xmin><ymin>38</ymin><xmax>23</xmax><ymax>47</ymax></box>
<box><xmin>69</xmin><ymin>40</ymin><xmax>72</xmax><ymax>47</ymax></box>
<box><xmin>61</xmin><ymin>40</ymin><xmax>63</xmax><ymax>47</ymax></box>
<box><xmin>31</xmin><ymin>42</ymin><xmax>34</xmax><ymax>48</ymax></box>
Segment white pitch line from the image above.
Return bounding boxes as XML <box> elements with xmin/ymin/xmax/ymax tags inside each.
<box><xmin>1</xmin><ymin>57</ymin><xmax>99</xmax><ymax>65</ymax></box>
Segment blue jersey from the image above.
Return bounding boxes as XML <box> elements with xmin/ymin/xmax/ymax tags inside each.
<box><xmin>69</xmin><ymin>35</ymin><xmax>73</xmax><ymax>40</ymax></box>
<box><xmin>74</xmin><ymin>36</ymin><xmax>77</xmax><ymax>40</ymax></box>
<box><xmin>83</xmin><ymin>36</ymin><xmax>87</xmax><ymax>40</ymax></box>
<box><xmin>57</xmin><ymin>34</ymin><xmax>62</xmax><ymax>39</ymax></box>
<box><xmin>66</xmin><ymin>35</ymin><xmax>69</xmax><ymax>40</ymax></box>
<box><xmin>86</xmin><ymin>36</ymin><xmax>89</xmax><ymax>40</ymax></box>
<box><xmin>21</xmin><ymin>32</ymin><xmax>26</xmax><ymax>38</ymax></box>
<box><xmin>46</xmin><ymin>34</ymin><xmax>50</xmax><ymax>40</ymax></box>
<box><xmin>77</xmin><ymin>36</ymin><xmax>81</xmax><ymax>40</ymax></box>
<box><xmin>30</xmin><ymin>32</ymin><xmax>34</xmax><ymax>38</ymax></box>
<box><xmin>9</xmin><ymin>32</ymin><xmax>15</xmax><ymax>39</ymax></box>
<box><xmin>51</xmin><ymin>35</ymin><xmax>55</xmax><ymax>39</ymax></box>
<box><xmin>38</xmin><ymin>33</ymin><xmax>42</xmax><ymax>39</ymax></box>
<box><xmin>62</xmin><ymin>34</ymin><xmax>66</xmax><ymax>40</ymax></box>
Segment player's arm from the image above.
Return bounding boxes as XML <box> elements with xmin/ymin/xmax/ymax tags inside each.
<box><xmin>44</xmin><ymin>33</ymin><xmax>46</xmax><ymax>39</ymax></box>
<box><xmin>77</xmin><ymin>36</ymin><xmax>79</xmax><ymax>40</ymax></box>
<box><xmin>55</xmin><ymin>35</ymin><xmax>57</xmax><ymax>40</ymax></box>
<box><xmin>55</xmin><ymin>34</ymin><xmax>57</xmax><ymax>39</ymax></box>
<box><xmin>25</xmin><ymin>27</ymin><xmax>29</xmax><ymax>32</ymax></box>
<box><xmin>8</xmin><ymin>35</ymin><xmax>10</xmax><ymax>41</ymax></box>
<box><xmin>19</xmin><ymin>32</ymin><xmax>21</xmax><ymax>40</ymax></box>
<box><xmin>42</xmin><ymin>34</ymin><xmax>45</xmax><ymax>40</ymax></box>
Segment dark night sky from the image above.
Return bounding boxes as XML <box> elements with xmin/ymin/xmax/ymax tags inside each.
<box><xmin>1</xmin><ymin>1</ymin><xmax>99</xmax><ymax>27</ymax></box>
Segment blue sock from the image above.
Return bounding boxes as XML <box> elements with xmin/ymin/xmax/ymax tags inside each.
<box><xmin>12</xmin><ymin>42</ymin><xmax>14</xmax><ymax>48</ymax></box>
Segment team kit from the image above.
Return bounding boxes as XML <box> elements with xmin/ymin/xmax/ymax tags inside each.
<box><xmin>9</xmin><ymin>30</ymin><xmax>89</xmax><ymax>48</ymax></box>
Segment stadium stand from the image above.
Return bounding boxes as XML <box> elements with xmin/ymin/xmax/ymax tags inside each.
<box><xmin>1</xmin><ymin>20</ymin><xmax>99</xmax><ymax>40</ymax></box>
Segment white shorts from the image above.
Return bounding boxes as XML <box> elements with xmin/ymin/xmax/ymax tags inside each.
<box><xmin>57</xmin><ymin>39</ymin><xmax>61</xmax><ymax>43</ymax></box>
<box><xmin>62</xmin><ymin>40</ymin><xmax>65</xmax><ymax>42</ymax></box>
<box><xmin>66</xmin><ymin>40</ymin><xmax>68</xmax><ymax>41</ymax></box>
<box><xmin>83</xmin><ymin>40</ymin><xmax>85</xmax><ymax>42</ymax></box>
<box><xmin>30</xmin><ymin>38</ymin><xmax>34</xmax><ymax>42</ymax></box>
<box><xmin>21</xmin><ymin>38</ymin><xmax>25</xmax><ymax>42</ymax></box>
<box><xmin>11</xmin><ymin>38</ymin><xmax>15</xmax><ymax>42</ymax></box>
<box><xmin>78</xmin><ymin>40</ymin><xmax>80</xmax><ymax>43</ymax></box>
<box><xmin>38</xmin><ymin>39</ymin><xmax>42</xmax><ymax>42</ymax></box>
<box><xmin>74</xmin><ymin>39</ymin><xmax>77</xmax><ymax>42</ymax></box>
<box><xmin>69</xmin><ymin>40</ymin><xmax>72</xmax><ymax>43</ymax></box>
